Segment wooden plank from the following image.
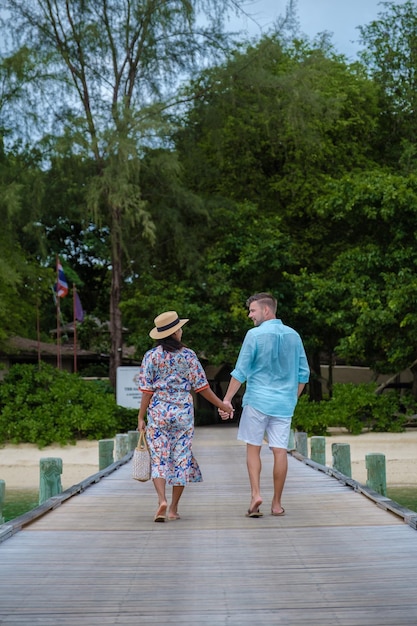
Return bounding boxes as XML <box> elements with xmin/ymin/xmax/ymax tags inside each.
<box><xmin>0</xmin><ymin>426</ymin><xmax>417</xmax><ymax>625</ymax></box>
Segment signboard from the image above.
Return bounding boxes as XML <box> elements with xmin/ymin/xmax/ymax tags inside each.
<box><xmin>116</xmin><ymin>366</ymin><xmax>142</xmax><ymax>408</ymax></box>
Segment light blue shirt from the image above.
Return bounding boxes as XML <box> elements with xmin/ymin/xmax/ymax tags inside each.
<box><xmin>231</xmin><ymin>319</ymin><xmax>310</xmax><ymax>418</ymax></box>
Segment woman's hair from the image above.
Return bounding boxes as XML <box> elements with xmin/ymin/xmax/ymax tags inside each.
<box><xmin>156</xmin><ymin>336</ymin><xmax>185</xmax><ymax>353</ymax></box>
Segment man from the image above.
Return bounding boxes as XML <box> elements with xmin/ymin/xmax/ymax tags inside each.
<box><xmin>220</xmin><ymin>292</ymin><xmax>310</xmax><ymax>518</ymax></box>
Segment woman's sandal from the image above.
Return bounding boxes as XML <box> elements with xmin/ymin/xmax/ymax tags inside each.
<box><xmin>271</xmin><ymin>508</ymin><xmax>285</xmax><ymax>516</ymax></box>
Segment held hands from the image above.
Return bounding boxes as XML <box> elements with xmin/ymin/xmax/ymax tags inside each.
<box><xmin>138</xmin><ymin>418</ymin><xmax>146</xmax><ymax>432</ymax></box>
<box><xmin>218</xmin><ymin>399</ymin><xmax>234</xmax><ymax>421</ymax></box>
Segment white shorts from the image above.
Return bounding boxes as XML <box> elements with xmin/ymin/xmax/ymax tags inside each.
<box><xmin>237</xmin><ymin>405</ymin><xmax>291</xmax><ymax>449</ymax></box>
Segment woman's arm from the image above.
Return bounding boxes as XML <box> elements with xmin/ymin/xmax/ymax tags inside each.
<box><xmin>138</xmin><ymin>391</ymin><xmax>153</xmax><ymax>431</ymax></box>
<box><xmin>197</xmin><ymin>386</ymin><xmax>234</xmax><ymax>417</ymax></box>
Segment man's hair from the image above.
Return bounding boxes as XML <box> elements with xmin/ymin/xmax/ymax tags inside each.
<box><xmin>246</xmin><ymin>292</ymin><xmax>277</xmax><ymax>315</ymax></box>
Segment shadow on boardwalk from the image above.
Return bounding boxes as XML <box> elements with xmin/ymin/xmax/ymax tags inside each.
<box><xmin>0</xmin><ymin>425</ymin><xmax>417</xmax><ymax>625</ymax></box>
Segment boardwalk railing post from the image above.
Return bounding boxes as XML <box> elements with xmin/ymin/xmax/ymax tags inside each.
<box><xmin>366</xmin><ymin>453</ymin><xmax>387</xmax><ymax>496</ymax></box>
<box><xmin>99</xmin><ymin>439</ymin><xmax>114</xmax><ymax>470</ymax></box>
<box><xmin>0</xmin><ymin>479</ymin><xmax>5</xmax><ymax>524</ymax></box>
<box><xmin>128</xmin><ymin>430</ymin><xmax>139</xmax><ymax>451</ymax></box>
<box><xmin>115</xmin><ymin>433</ymin><xmax>129</xmax><ymax>461</ymax></box>
<box><xmin>295</xmin><ymin>431</ymin><xmax>308</xmax><ymax>457</ymax></box>
<box><xmin>287</xmin><ymin>429</ymin><xmax>295</xmax><ymax>451</ymax></box>
<box><xmin>39</xmin><ymin>457</ymin><xmax>63</xmax><ymax>504</ymax></box>
<box><xmin>332</xmin><ymin>443</ymin><xmax>352</xmax><ymax>477</ymax></box>
<box><xmin>310</xmin><ymin>436</ymin><xmax>326</xmax><ymax>465</ymax></box>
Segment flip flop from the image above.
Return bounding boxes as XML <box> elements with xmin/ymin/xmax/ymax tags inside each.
<box><xmin>154</xmin><ymin>503</ymin><xmax>167</xmax><ymax>522</ymax></box>
<box><xmin>246</xmin><ymin>509</ymin><xmax>263</xmax><ymax>518</ymax></box>
<box><xmin>271</xmin><ymin>508</ymin><xmax>286</xmax><ymax>516</ymax></box>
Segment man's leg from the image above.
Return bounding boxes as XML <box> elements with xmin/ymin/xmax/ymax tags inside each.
<box><xmin>271</xmin><ymin>447</ymin><xmax>287</xmax><ymax>515</ymax></box>
<box><xmin>246</xmin><ymin>443</ymin><xmax>263</xmax><ymax>512</ymax></box>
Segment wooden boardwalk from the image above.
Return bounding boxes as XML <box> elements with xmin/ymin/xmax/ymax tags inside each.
<box><xmin>1</xmin><ymin>425</ymin><xmax>417</xmax><ymax>625</ymax></box>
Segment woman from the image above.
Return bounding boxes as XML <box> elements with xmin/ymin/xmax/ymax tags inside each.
<box><xmin>138</xmin><ymin>310</ymin><xmax>233</xmax><ymax>522</ymax></box>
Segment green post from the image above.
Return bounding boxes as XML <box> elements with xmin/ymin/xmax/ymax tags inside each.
<box><xmin>332</xmin><ymin>443</ymin><xmax>352</xmax><ymax>477</ymax></box>
<box><xmin>295</xmin><ymin>431</ymin><xmax>308</xmax><ymax>457</ymax></box>
<box><xmin>366</xmin><ymin>453</ymin><xmax>387</xmax><ymax>496</ymax></box>
<box><xmin>115</xmin><ymin>433</ymin><xmax>129</xmax><ymax>460</ymax></box>
<box><xmin>0</xmin><ymin>479</ymin><xmax>5</xmax><ymax>524</ymax></box>
<box><xmin>39</xmin><ymin>458</ymin><xmax>63</xmax><ymax>504</ymax></box>
<box><xmin>287</xmin><ymin>429</ymin><xmax>295</xmax><ymax>451</ymax></box>
<box><xmin>310</xmin><ymin>436</ymin><xmax>326</xmax><ymax>465</ymax></box>
<box><xmin>128</xmin><ymin>430</ymin><xmax>139</xmax><ymax>451</ymax></box>
<box><xmin>99</xmin><ymin>439</ymin><xmax>114</xmax><ymax>470</ymax></box>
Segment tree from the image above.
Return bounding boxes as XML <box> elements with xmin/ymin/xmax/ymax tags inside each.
<box><xmin>359</xmin><ymin>0</ymin><xmax>417</xmax><ymax>168</ymax></box>
<box><xmin>1</xmin><ymin>0</ymin><xmax>249</xmax><ymax>385</ymax></box>
<box><xmin>312</xmin><ymin>169</ymin><xmax>417</xmax><ymax>398</ymax></box>
<box><xmin>177</xmin><ymin>35</ymin><xmax>379</xmax><ymax>220</ymax></box>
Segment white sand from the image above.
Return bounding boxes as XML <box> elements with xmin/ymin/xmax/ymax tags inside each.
<box><xmin>0</xmin><ymin>429</ymin><xmax>416</xmax><ymax>490</ymax></box>
<box><xmin>0</xmin><ymin>440</ymin><xmax>99</xmax><ymax>490</ymax></box>
<box><xmin>323</xmin><ymin>430</ymin><xmax>417</xmax><ymax>486</ymax></box>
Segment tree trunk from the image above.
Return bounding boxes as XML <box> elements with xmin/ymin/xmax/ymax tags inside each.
<box><xmin>327</xmin><ymin>351</ymin><xmax>334</xmax><ymax>399</ymax></box>
<box><xmin>109</xmin><ymin>204</ymin><xmax>123</xmax><ymax>388</ymax></box>
<box><xmin>410</xmin><ymin>361</ymin><xmax>417</xmax><ymax>401</ymax></box>
<box><xmin>308</xmin><ymin>350</ymin><xmax>323</xmax><ymax>402</ymax></box>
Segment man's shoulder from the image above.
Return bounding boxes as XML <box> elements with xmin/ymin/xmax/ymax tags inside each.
<box><xmin>255</xmin><ymin>319</ymin><xmax>300</xmax><ymax>337</ymax></box>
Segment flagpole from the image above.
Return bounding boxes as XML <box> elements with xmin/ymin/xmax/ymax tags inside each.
<box><xmin>56</xmin><ymin>256</ymin><xmax>61</xmax><ymax>369</ymax></box>
<box><xmin>73</xmin><ymin>284</ymin><xmax>78</xmax><ymax>373</ymax></box>
<box><xmin>36</xmin><ymin>297</ymin><xmax>41</xmax><ymax>369</ymax></box>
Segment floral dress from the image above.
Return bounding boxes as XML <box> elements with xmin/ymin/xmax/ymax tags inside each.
<box><xmin>139</xmin><ymin>345</ymin><xmax>208</xmax><ymax>485</ymax></box>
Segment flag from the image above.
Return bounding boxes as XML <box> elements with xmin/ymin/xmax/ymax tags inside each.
<box><xmin>56</xmin><ymin>258</ymin><xmax>68</xmax><ymax>298</ymax></box>
<box><xmin>74</xmin><ymin>290</ymin><xmax>84</xmax><ymax>322</ymax></box>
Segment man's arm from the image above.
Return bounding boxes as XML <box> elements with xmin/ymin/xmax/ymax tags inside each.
<box><xmin>224</xmin><ymin>376</ymin><xmax>242</xmax><ymax>404</ymax></box>
<box><xmin>217</xmin><ymin>376</ymin><xmax>242</xmax><ymax>420</ymax></box>
<box><xmin>298</xmin><ymin>382</ymin><xmax>306</xmax><ymax>398</ymax></box>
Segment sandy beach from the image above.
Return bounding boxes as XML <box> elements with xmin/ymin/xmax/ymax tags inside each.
<box><xmin>0</xmin><ymin>428</ymin><xmax>416</xmax><ymax>490</ymax></box>
<box><xmin>0</xmin><ymin>440</ymin><xmax>100</xmax><ymax>490</ymax></box>
<box><xmin>323</xmin><ymin>429</ymin><xmax>417</xmax><ymax>486</ymax></box>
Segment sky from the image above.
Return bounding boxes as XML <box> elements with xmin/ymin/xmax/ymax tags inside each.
<box><xmin>227</xmin><ymin>0</ymin><xmax>407</xmax><ymax>60</ymax></box>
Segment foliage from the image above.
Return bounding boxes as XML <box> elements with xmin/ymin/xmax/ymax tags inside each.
<box><xmin>114</xmin><ymin>405</ymin><xmax>139</xmax><ymax>434</ymax></box>
<box><xmin>293</xmin><ymin>383</ymin><xmax>410</xmax><ymax>435</ymax></box>
<box><xmin>359</xmin><ymin>0</ymin><xmax>417</xmax><ymax>167</ymax></box>
<box><xmin>177</xmin><ymin>36</ymin><xmax>379</xmax><ymax>220</ymax></box>
<box><xmin>311</xmin><ymin>171</ymin><xmax>417</xmax><ymax>388</ymax></box>
<box><xmin>121</xmin><ymin>200</ymin><xmax>297</xmax><ymax>364</ymax></box>
<box><xmin>0</xmin><ymin>364</ymin><xmax>120</xmax><ymax>447</ymax></box>
<box><xmin>291</xmin><ymin>394</ymin><xmax>330</xmax><ymax>436</ymax></box>
<box><xmin>2</xmin><ymin>0</ymin><xmax>417</xmax><ymax>410</ymax></box>
<box><xmin>1</xmin><ymin>0</ymin><xmax>247</xmax><ymax>386</ymax></box>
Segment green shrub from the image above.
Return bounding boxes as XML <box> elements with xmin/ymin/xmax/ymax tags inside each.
<box><xmin>292</xmin><ymin>394</ymin><xmax>330</xmax><ymax>435</ymax></box>
<box><xmin>114</xmin><ymin>405</ymin><xmax>139</xmax><ymax>433</ymax></box>
<box><xmin>0</xmin><ymin>363</ymin><xmax>120</xmax><ymax>447</ymax></box>
<box><xmin>293</xmin><ymin>383</ymin><xmax>409</xmax><ymax>435</ymax></box>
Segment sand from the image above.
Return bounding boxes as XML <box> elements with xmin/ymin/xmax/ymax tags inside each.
<box><xmin>0</xmin><ymin>440</ymin><xmax>99</xmax><ymax>490</ymax></box>
<box><xmin>324</xmin><ymin>429</ymin><xmax>417</xmax><ymax>486</ymax></box>
<box><xmin>0</xmin><ymin>429</ymin><xmax>416</xmax><ymax>490</ymax></box>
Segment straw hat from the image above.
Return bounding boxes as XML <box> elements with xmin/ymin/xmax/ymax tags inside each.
<box><xmin>149</xmin><ymin>311</ymin><xmax>189</xmax><ymax>339</ymax></box>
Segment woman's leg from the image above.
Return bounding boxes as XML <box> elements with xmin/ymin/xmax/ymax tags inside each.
<box><xmin>153</xmin><ymin>477</ymin><xmax>168</xmax><ymax>521</ymax></box>
<box><xmin>168</xmin><ymin>485</ymin><xmax>185</xmax><ymax>519</ymax></box>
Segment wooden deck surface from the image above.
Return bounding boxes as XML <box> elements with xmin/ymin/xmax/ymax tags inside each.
<box><xmin>1</xmin><ymin>425</ymin><xmax>417</xmax><ymax>625</ymax></box>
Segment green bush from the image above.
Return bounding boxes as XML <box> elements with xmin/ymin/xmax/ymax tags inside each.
<box><xmin>0</xmin><ymin>363</ymin><xmax>120</xmax><ymax>447</ymax></box>
<box><xmin>293</xmin><ymin>383</ymin><xmax>410</xmax><ymax>435</ymax></box>
<box><xmin>291</xmin><ymin>394</ymin><xmax>330</xmax><ymax>436</ymax></box>
<box><xmin>114</xmin><ymin>405</ymin><xmax>139</xmax><ymax>433</ymax></box>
